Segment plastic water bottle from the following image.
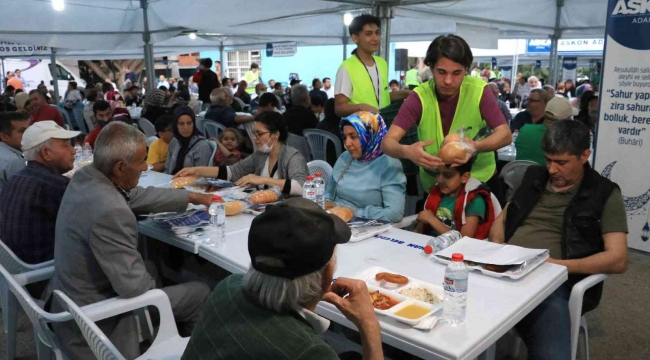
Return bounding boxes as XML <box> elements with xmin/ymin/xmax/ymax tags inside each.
<box><xmin>423</xmin><ymin>230</ymin><xmax>462</xmax><ymax>255</ymax></box>
<box><xmin>206</xmin><ymin>196</ymin><xmax>226</xmax><ymax>246</ymax></box>
<box><xmin>505</xmin><ymin>100</ymin><xmax>510</xmax><ymax>109</ymax></box>
<box><xmin>443</xmin><ymin>253</ymin><xmax>469</xmax><ymax>325</ymax></box>
<box><xmin>74</xmin><ymin>142</ymin><xmax>82</xmax><ymax>161</ymax></box>
<box><xmin>302</xmin><ymin>176</ymin><xmax>316</xmax><ymax>203</ymax></box>
<box><xmin>82</xmin><ymin>143</ymin><xmax>93</xmax><ymax>160</ymax></box>
<box><xmin>313</xmin><ymin>172</ymin><xmax>326</xmax><ymax>209</ymax></box>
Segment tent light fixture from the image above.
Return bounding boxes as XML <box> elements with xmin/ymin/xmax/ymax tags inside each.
<box><xmin>52</xmin><ymin>0</ymin><xmax>65</xmax><ymax>11</ymax></box>
<box><xmin>343</xmin><ymin>13</ymin><xmax>353</xmax><ymax>26</ymax></box>
<box><xmin>189</xmin><ymin>33</ymin><xmax>197</xmax><ymax>40</ymax></box>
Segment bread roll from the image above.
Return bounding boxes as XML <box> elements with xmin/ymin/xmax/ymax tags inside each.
<box><xmin>249</xmin><ymin>190</ymin><xmax>278</xmax><ymax>205</ymax></box>
<box><xmin>224</xmin><ymin>201</ymin><xmax>246</xmax><ymax>216</ymax></box>
<box><xmin>171</xmin><ymin>176</ymin><xmax>197</xmax><ymax>189</ymax></box>
<box><xmin>329</xmin><ymin>206</ymin><xmax>355</xmax><ymax>222</ymax></box>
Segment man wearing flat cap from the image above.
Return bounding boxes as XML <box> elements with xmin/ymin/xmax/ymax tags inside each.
<box><xmin>182</xmin><ymin>198</ymin><xmax>384</xmax><ymax>360</ymax></box>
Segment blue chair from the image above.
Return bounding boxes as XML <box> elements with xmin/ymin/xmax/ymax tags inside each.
<box><xmin>204</xmin><ymin>121</ymin><xmax>226</xmax><ymax>139</ymax></box>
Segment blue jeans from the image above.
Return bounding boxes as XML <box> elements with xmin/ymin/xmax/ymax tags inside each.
<box><xmin>515</xmin><ymin>284</ymin><xmax>572</xmax><ymax>360</ymax></box>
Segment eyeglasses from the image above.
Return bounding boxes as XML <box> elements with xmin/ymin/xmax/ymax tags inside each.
<box><xmin>253</xmin><ymin>131</ymin><xmax>270</xmax><ymax>139</ymax></box>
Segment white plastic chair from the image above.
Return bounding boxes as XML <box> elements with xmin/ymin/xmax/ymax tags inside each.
<box><xmin>307</xmin><ymin>160</ymin><xmax>333</xmax><ymax>189</ymax></box>
<box><xmin>138</xmin><ymin>117</ymin><xmax>157</xmax><ymax>138</ymax></box>
<box><xmin>0</xmin><ymin>262</ymin><xmax>176</xmax><ymax>360</ymax></box>
<box><xmin>54</xmin><ymin>289</ymin><xmax>190</xmax><ymax>360</ymax></box>
<box><xmin>287</xmin><ymin>133</ymin><xmax>311</xmax><ymax>162</ymax></box>
<box><xmin>508</xmin><ymin>274</ymin><xmax>607</xmax><ymax>360</ymax></box>
<box><xmin>569</xmin><ymin>274</ymin><xmax>607</xmax><ymax>360</ymax></box>
<box><xmin>204</xmin><ymin>121</ymin><xmax>226</xmax><ymax>139</ymax></box>
<box><xmin>303</xmin><ymin>129</ymin><xmax>342</xmax><ymax>162</ymax></box>
<box><xmin>208</xmin><ymin>140</ymin><xmax>218</xmax><ymax>167</ymax></box>
<box><xmin>0</xmin><ymin>239</ymin><xmax>54</xmax><ymax>360</ymax></box>
<box><xmin>498</xmin><ymin>160</ymin><xmax>540</xmax><ymax>201</ymax></box>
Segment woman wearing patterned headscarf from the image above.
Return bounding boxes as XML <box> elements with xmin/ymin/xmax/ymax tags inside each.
<box><xmin>324</xmin><ymin>111</ymin><xmax>406</xmax><ymax>222</ymax></box>
<box><xmin>141</xmin><ymin>88</ymin><xmax>171</xmax><ymax>123</ymax></box>
<box><xmin>165</xmin><ymin>105</ymin><xmax>212</xmax><ymax>175</ymax></box>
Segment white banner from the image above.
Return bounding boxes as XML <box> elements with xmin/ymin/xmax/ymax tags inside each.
<box><xmin>265</xmin><ymin>42</ymin><xmax>297</xmax><ymax>57</ymax></box>
<box><xmin>562</xmin><ymin>57</ymin><xmax>578</xmax><ymax>82</ymax></box>
<box><xmin>594</xmin><ymin>0</ymin><xmax>650</xmax><ymax>253</ymax></box>
<box><xmin>0</xmin><ymin>42</ymin><xmax>50</xmax><ymax>56</ymax></box>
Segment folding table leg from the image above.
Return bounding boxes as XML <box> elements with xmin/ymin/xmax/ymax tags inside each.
<box><xmin>6</xmin><ymin>292</ymin><xmax>17</xmax><ymax>360</ymax></box>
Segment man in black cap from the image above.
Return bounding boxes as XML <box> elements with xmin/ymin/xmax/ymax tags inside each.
<box><xmin>182</xmin><ymin>198</ymin><xmax>384</xmax><ymax>360</ymax></box>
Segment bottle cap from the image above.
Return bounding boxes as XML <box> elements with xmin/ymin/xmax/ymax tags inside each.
<box><xmin>423</xmin><ymin>244</ymin><xmax>433</xmax><ymax>255</ymax></box>
<box><xmin>315</xmin><ymin>172</ymin><xmax>322</xmax><ymax>177</ymax></box>
<box><xmin>306</xmin><ymin>176</ymin><xmax>314</xmax><ymax>181</ymax></box>
<box><xmin>212</xmin><ymin>195</ymin><xmax>224</xmax><ymax>202</ymax></box>
<box><xmin>451</xmin><ymin>253</ymin><xmax>464</xmax><ymax>262</ymax></box>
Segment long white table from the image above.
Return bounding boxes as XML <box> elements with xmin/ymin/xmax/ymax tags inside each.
<box><xmin>136</xmin><ymin>173</ymin><xmax>568</xmax><ymax>360</ymax></box>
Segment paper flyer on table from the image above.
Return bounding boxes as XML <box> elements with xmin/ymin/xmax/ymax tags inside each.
<box><xmin>435</xmin><ymin>237</ymin><xmax>548</xmax><ymax>265</ymax></box>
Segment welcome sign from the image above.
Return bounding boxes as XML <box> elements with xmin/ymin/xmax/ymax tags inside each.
<box><xmin>595</xmin><ymin>0</ymin><xmax>650</xmax><ymax>252</ymax></box>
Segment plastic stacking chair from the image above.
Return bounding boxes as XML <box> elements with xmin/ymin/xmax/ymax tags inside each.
<box><xmin>139</xmin><ymin>117</ymin><xmax>157</xmax><ymax>137</ymax></box>
<box><xmin>569</xmin><ymin>274</ymin><xmax>607</xmax><ymax>360</ymax></box>
<box><xmin>54</xmin><ymin>289</ymin><xmax>191</xmax><ymax>360</ymax></box>
<box><xmin>498</xmin><ymin>160</ymin><xmax>541</xmax><ymax>201</ymax></box>
<box><xmin>307</xmin><ymin>160</ymin><xmax>333</xmax><ymax>188</ymax></box>
<box><xmin>208</xmin><ymin>140</ymin><xmax>218</xmax><ymax>167</ymax></box>
<box><xmin>287</xmin><ymin>133</ymin><xmax>311</xmax><ymax>161</ymax></box>
<box><xmin>204</xmin><ymin>121</ymin><xmax>226</xmax><ymax>139</ymax></box>
<box><xmin>55</xmin><ymin>106</ymin><xmax>76</xmax><ymax>131</ymax></box>
<box><xmin>243</xmin><ymin>122</ymin><xmax>258</xmax><ymax>152</ymax></box>
<box><xmin>83</xmin><ymin>109</ymin><xmax>96</xmax><ymax>131</ymax></box>
<box><xmin>0</xmin><ymin>239</ymin><xmax>54</xmax><ymax>360</ymax></box>
<box><xmin>303</xmin><ymin>129</ymin><xmax>343</xmax><ymax>162</ymax></box>
<box><xmin>72</xmin><ymin>108</ymin><xmax>88</xmax><ymax>134</ymax></box>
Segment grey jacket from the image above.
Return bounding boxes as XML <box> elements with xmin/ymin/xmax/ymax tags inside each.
<box><xmin>45</xmin><ymin>164</ymin><xmax>189</xmax><ymax>359</ymax></box>
<box><xmin>228</xmin><ymin>144</ymin><xmax>309</xmax><ymax>191</ymax></box>
<box><xmin>0</xmin><ymin>142</ymin><xmax>26</xmax><ymax>195</ymax></box>
<box><xmin>165</xmin><ymin>135</ymin><xmax>212</xmax><ymax>174</ymax></box>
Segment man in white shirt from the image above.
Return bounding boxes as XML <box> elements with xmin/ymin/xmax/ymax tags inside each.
<box><xmin>321</xmin><ymin>77</ymin><xmax>334</xmax><ymax>99</ymax></box>
<box><xmin>334</xmin><ymin>15</ymin><xmax>410</xmax><ymax>117</ymax></box>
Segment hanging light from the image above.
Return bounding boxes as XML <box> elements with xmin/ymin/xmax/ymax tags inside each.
<box><xmin>343</xmin><ymin>13</ymin><xmax>353</xmax><ymax>26</ymax></box>
<box><xmin>189</xmin><ymin>33</ymin><xmax>197</xmax><ymax>40</ymax></box>
<box><xmin>642</xmin><ymin>222</ymin><xmax>649</xmax><ymax>242</ymax></box>
<box><xmin>52</xmin><ymin>0</ymin><xmax>65</xmax><ymax>11</ymax></box>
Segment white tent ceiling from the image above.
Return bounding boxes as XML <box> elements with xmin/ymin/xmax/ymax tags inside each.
<box><xmin>0</xmin><ymin>0</ymin><xmax>608</xmax><ymax>56</ymax></box>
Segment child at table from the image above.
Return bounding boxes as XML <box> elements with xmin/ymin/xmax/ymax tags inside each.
<box><xmin>211</xmin><ymin>128</ymin><xmax>242</xmax><ymax>166</ymax></box>
<box><xmin>147</xmin><ymin>115</ymin><xmax>174</xmax><ymax>172</ymax></box>
<box><xmin>414</xmin><ymin>157</ymin><xmax>499</xmax><ymax>239</ymax></box>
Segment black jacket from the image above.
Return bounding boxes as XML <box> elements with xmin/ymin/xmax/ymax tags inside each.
<box><xmin>504</xmin><ymin>164</ymin><xmax>619</xmax><ymax>313</ymax></box>
<box><xmin>198</xmin><ymin>70</ymin><xmax>219</xmax><ymax>103</ymax></box>
<box><xmin>283</xmin><ymin>106</ymin><xmax>318</xmax><ymax>136</ymax></box>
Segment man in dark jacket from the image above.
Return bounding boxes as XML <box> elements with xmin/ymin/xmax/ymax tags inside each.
<box><xmin>283</xmin><ymin>84</ymin><xmax>318</xmax><ymax>136</ymax></box>
<box><xmin>194</xmin><ymin>58</ymin><xmax>220</xmax><ymax>109</ymax></box>
<box><xmin>489</xmin><ymin>120</ymin><xmax>628</xmax><ymax>360</ymax></box>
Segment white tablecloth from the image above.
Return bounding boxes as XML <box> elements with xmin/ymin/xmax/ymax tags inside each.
<box><xmin>136</xmin><ymin>172</ymin><xmax>568</xmax><ymax>360</ymax></box>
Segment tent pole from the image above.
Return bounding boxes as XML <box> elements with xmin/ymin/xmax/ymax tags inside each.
<box><xmin>1</xmin><ymin>58</ymin><xmax>5</xmax><ymax>88</ymax></box>
<box><xmin>342</xmin><ymin>25</ymin><xmax>348</xmax><ymax>61</ymax></box>
<box><xmin>374</xmin><ymin>5</ymin><xmax>394</xmax><ymax>64</ymax></box>
<box><xmin>550</xmin><ymin>0</ymin><xmax>564</xmax><ymax>86</ymax></box>
<box><xmin>50</xmin><ymin>48</ymin><xmax>60</xmax><ymax>104</ymax></box>
<box><xmin>141</xmin><ymin>0</ymin><xmax>156</xmax><ymax>92</ymax></box>
<box><xmin>219</xmin><ymin>40</ymin><xmax>225</xmax><ymax>78</ymax></box>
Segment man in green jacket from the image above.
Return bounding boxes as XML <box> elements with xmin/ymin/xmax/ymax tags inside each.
<box><xmin>334</xmin><ymin>14</ymin><xmax>410</xmax><ymax>117</ymax></box>
<box><xmin>182</xmin><ymin>198</ymin><xmax>384</xmax><ymax>360</ymax></box>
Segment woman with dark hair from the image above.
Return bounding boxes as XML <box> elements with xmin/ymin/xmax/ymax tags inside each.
<box><xmin>381</xmin><ymin>34</ymin><xmax>511</xmax><ymax>191</ymax></box>
<box><xmin>165</xmin><ymin>106</ymin><xmax>212</xmax><ymax>175</ymax></box>
<box><xmin>174</xmin><ymin>111</ymin><xmax>309</xmax><ymax>196</ymax></box>
<box><xmin>574</xmin><ymin>90</ymin><xmax>597</xmax><ymax>130</ymax></box>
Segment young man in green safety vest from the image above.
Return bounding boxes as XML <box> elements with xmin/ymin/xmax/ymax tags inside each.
<box><xmin>244</xmin><ymin>63</ymin><xmax>260</xmax><ymax>94</ymax></box>
<box><xmin>381</xmin><ymin>34</ymin><xmax>512</xmax><ymax>192</ymax></box>
<box><xmin>334</xmin><ymin>14</ymin><xmax>411</xmax><ymax>117</ymax></box>
<box><xmin>405</xmin><ymin>65</ymin><xmax>421</xmax><ymax>90</ymax></box>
